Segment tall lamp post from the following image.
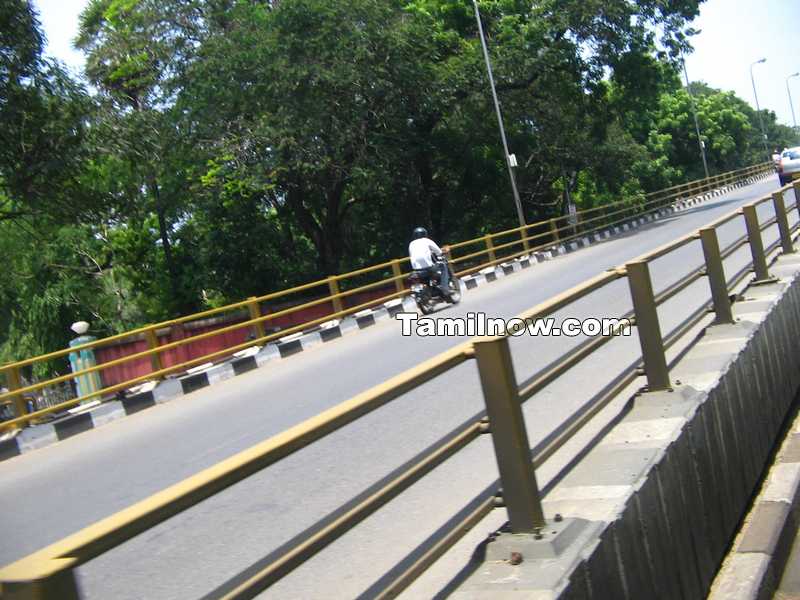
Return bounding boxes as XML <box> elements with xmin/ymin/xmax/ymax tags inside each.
<box><xmin>682</xmin><ymin>56</ymin><xmax>710</xmax><ymax>179</ymax></box>
<box><xmin>787</xmin><ymin>72</ymin><xmax>799</xmax><ymax>131</ymax></box>
<box><xmin>750</xmin><ymin>58</ymin><xmax>770</xmax><ymax>160</ymax></box>
<box><xmin>470</xmin><ymin>0</ymin><xmax>527</xmax><ymax>233</ymax></box>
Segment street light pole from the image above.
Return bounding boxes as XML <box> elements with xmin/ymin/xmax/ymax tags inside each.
<box><xmin>682</xmin><ymin>56</ymin><xmax>710</xmax><ymax>179</ymax></box>
<box><xmin>787</xmin><ymin>72</ymin><xmax>799</xmax><ymax>131</ymax></box>
<box><xmin>471</xmin><ymin>0</ymin><xmax>526</xmax><ymax>231</ymax></box>
<box><xmin>750</xmin><ymin>58</ymin><xmax>770</xmax><ymax>161</ymax></box>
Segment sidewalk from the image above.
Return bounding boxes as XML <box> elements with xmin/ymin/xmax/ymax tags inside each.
<box><xmin>708</xmin><ymin>397</ymin><xmax>800</xmax><ymax>600</ymax></box>
<box><xmin>776</xmin><ymin>530</ymin><xmax>800</xmax><ymax>599</ymax></box>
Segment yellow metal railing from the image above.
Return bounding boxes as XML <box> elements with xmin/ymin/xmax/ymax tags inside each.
<box><xmin>0</xmin><ymin>177</ymin><xmax>794</xmax><ymax>599</ymax></box>
<box><xmin>0</xmin><ymin>163</ymin><xmax>772</xmax><ymax>432</ymax></box>
<box><xmin>0</xmin><ymin>176</ymin><xmax>800</xmax><ymax>600</ymax></box>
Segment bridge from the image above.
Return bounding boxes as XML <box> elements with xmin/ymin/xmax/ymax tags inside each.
<box><xmin>2</xmin><ymin>166</ymin><xmax>800</xmax><ymax>599</ymax></box>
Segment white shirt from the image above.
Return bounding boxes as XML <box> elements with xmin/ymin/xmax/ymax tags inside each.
<box><xmin>409</xmin><ymin>237</ymin><xmax>443</xmax><ymax>269</ymax></box>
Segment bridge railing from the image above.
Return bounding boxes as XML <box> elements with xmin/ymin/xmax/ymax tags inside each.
<box><xmin>1</xmin><ymin>179</ymin><xmax>797</xmax><ymax>599</ymax></box>
<box><xmin>0</xmin><ymin>163</ymin><xmax>771</xmax><ymax>432</ymax></box>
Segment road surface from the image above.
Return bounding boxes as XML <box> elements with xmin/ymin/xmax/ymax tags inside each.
<box><xmin>0</xmin><ymin>175</ymin><xmax>791</xmax><ymax>599</ymax></box>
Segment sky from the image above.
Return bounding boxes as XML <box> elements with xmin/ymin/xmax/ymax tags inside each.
<box><xmin>30</xmin><ymin>0</ymin><xmax>800</xmax><ymax>128</ymax></box>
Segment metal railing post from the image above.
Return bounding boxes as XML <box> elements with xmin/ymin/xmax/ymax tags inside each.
<box><xmin>793</xmin><ymin>181</ymin><xmax>800</xmax><ymax>222</ymax></box>
<box><xmin>5</xmin><ymin>366</ymin><xmax>28</xmax><ymax>425</ymax></box>
<box><xmin>247</xmin><ymin>297</ymin><xmax>266</xmax><ymax>340</ymax></box>
<box><xmin>626</xmin><ymin>261</ymin><xmax>671</xmax><ymax>391</ymax></box>
<box><xmin>773</xmin><ymin>191</ymin><xmax>794</xmax><ymax>254</ymax></box>
<box><xmin>145</xmin><ymin>327</ymin><xmax>164</xmax><ymax>376</ymax></box>
<box><xmin>549</xmin><ymin>219</ymin><xmax>559</xmax><ymax>243</ymax></box>
<box><xmin>327</xmin><ymin>276</ymin><xmax>344</xmax><ymax>314</ymax></box>
<box><xmin>473</xmin><ymin>337</ymin><xmax>545</xmax><ymax>533</ymax></box>
<box><xmin>391</xmin><ymin>260</ymin><xmax>404</xmax><ymax>294</ymax></box>
<box><xmin>699</xmin><ymin>228</ymin><xmax>735</xmax><ymax>325</ymax></box>
<box><xmin>484</xmin><ymin>234</ymin><xmax>497</xmax><ymax>263</ymax></box>
<box><xmin>742</xmin><ymin>204</ymin><xmax>772</xmax><ymax>282</ymax></box>
<box><xmin>4</xmin><ymin>568</ymin><xmax>81</xmax><ymax>600</ymax></box>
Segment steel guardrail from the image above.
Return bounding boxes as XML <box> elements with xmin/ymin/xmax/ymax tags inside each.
<box><xmin>0</xmin><ymin>164</ymin><xmax>771</xmax><ymax>429</ymax></box>
<box><xmin>1</xmin><ymin>178</ymin><xmax>796</xmax><ymax>599</ymax></box>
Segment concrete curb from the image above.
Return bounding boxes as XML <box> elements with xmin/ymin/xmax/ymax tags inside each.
<box><xmin>452</xmin><ymin>221</ymin><xmax>800</xmax><ymax>599</ymax></box>
<box><xmin>708</xmin><ymin>409</ymin><xmax>800</xmax><ymax>600</ymax></box>
<box><xmin>0</xmin><ymin>294</ymin><xmax>419</xmax><ymax>461</ymax></box>
<box><xmin>0</xmin><ymin>171</ymin><xmax>774</xmax><ymax>461</ymax></box>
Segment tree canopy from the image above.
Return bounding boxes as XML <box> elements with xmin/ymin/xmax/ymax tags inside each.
<box><xmin>2</xmin><ymin>0</ymin><xmax>798</xmax><ymax>368</ymax></box>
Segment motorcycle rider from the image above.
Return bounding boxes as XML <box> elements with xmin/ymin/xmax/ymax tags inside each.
<box><xmin>408</xmin><ymin>227</ymin><xmax>451</xmax><ymax>296</ymax></box>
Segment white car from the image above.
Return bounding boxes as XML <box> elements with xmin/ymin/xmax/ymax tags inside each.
<box><xmin>778</xmin><ymin>146</ymin><xmax>800</xmax><ymax>186</ymax></box>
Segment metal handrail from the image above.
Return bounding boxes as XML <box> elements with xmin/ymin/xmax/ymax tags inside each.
<box><xmin>0</xmin><ymin>165</ymin><xmax>769</xmax><ymax>429</ymax></box>
<box><xmin>2</xmin><ymin>177</ymin><xmax>794</xmax><ymax>599</ymax></box>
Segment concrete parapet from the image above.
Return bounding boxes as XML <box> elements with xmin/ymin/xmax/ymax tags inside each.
<box><xmin>453</xmin><ymin>252</ymin><xmax>800</xmax><ymax>598</ymax></box>
<box><xmin>707</xmin><ymin>403</ymin><xmax>800</xmax><ymax>599</ymax></box>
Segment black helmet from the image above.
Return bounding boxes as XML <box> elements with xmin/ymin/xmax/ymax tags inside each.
<box><xmin>412</xmin><ymin>227</ymin><xmax>427</xmax><ymax>239</ymax></box>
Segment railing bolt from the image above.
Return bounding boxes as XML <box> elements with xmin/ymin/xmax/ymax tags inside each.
<box><xmin>510</xmin><ymin>552</ymin><xmax>524</xmax><ymax>565</ymax></box>
<box><xmin>554</xmin><ymin>513</ymin><xmax>563</xmax><ymax>522</ymax></box>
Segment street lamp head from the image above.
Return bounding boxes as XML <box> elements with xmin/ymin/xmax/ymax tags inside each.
<box><xmin>756</xmin><ymin>58</ymin><xmax>766</xmax><ymax>64</ymax></box>
<box><xmin>790</xmin><ymin>72</ymin><xmax>800</xmax><ymax>79</ymax></box>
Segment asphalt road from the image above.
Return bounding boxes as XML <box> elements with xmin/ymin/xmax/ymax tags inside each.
<box><xmin>0</xmin><ymin>175</ymin><xmax>791</xmax><ymax>600</ymax></box>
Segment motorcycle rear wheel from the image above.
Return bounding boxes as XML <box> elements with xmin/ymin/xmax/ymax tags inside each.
<box><xmin>418</xmin><ymin>296</ymin><xmax>437</xmax><ymax>314</ymax></box>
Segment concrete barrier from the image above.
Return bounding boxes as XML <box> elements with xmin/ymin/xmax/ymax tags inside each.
<box><xmin>707</xmin><ymin>402</ymin><xmax>800</xmax><ymax>599</ymax></box>
<box><xmin>453</xmin><ymin>252</ymin><xmax>800</xmax><ymax>598</ymax></box>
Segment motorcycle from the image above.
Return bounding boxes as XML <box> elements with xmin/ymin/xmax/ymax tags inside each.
<box><xmin>407</xmin><ymin>256</ymin><xmax>462</xmax><ymax>315</ymax></box>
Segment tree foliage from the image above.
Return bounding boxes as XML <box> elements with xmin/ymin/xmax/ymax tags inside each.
<box><xmin>3</xmin><ymin>0</ymin><xmax>799</xmax><ymax>365</ymax></box>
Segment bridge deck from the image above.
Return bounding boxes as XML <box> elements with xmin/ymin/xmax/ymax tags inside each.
<box><xmin>0</xmin><ymin>175</ymin><xmax>788</xmax><ymax>599</ymax></box>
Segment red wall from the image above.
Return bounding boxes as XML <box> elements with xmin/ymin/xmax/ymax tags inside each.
<box><xmin>94</xmin><ymin>284</ymin><xmax>402</xmax><ymax>387</ymax></box>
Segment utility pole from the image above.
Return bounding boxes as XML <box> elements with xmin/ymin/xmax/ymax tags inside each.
<box><xmin>682</xmin><ymin>56</ymin><xmax>710</xmax><ymax>179</ymax></box>
<box><xmin>750</xmin><ymin>58</ymin><xmax>771</xmax><ymax>161</ymax></box>
<box><xmin>787</xmin><ymin>72</ymin><xmax>799</xmax><ymax>131</ymax></box>
<box><xmin>471</xmin><ymin>0</ymin><xmax>526</xmax><ymax>231</ymax></box>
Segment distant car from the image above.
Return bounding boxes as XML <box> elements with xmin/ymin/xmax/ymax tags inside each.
<box><xmin>778</xmin><ymin>146</ymin><xmax>800</xmax><ymax>186</ymax></box>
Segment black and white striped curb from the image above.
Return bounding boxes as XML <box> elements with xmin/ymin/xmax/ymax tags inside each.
<box><xmin>458</xmin><ymin>171</ymin><xmax>773</xmax><ymax>290</ymax></box>
<box><xmin>708</xmin><ymin>409</ymin><xmax>800</xmax><ymax>600</ymax></box>
<box><xmin>0</xmin><ymin>171</ymin><xmax>774</xmax><ymax>462</ymax></box>
<box><xmin>0</xmin><ymin>294</ymin><xmax>418</xmax><ymax>462</ymax></box>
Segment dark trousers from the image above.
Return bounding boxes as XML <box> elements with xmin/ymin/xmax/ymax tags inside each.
<box><xmin>417</xmin><ymin>263</ymin><xmax>450</xmax><ymax>295</ymax></box>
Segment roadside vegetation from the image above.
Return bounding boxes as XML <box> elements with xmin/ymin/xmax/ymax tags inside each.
<box><xmin>2</xmin><ymin>0</ymin><xmax>798</xmax><ymax>367</ymax></box>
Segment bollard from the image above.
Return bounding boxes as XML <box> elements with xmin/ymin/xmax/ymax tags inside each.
<box><xmin>144</xmin><ymin>327</ymin><xmax>164</xmax><ymax>376</ymax></box>
<box><xmin>247</xmin><ymin>297</ymin><xmax>266</xmax><ymax>340</ymax></box>
<box><xmin>391</xmin><ymin>260</ymin><xmax>404</xmax><ymax>294</ymax></box>
<box><xmin>626</xmin><ymin>261</ymin><xmax>671</xmax><ymax>391</ymax></box>
<box><xmin>772</xmin><ymin>191</ymin><xmax>794</xmax><ymax>255</ymax></box>
<box><xmin>484</xmin><ymin>234</ymin><xmax>496</xmax><ymax>263</ymax></box>
<box><xmin>473</xmin><ymin>337</ymin><xmax>545</xmax><ymax>532</ymax></box>
<box><xmin>700</xmin><ymin>228</ymin><xmax>735</xmax><ymax>325</ymax></box>
<box><xmin>742</xmin><ymin>204</ymin><xmax>772</xmax><ymax>283</ymax></box>
<box><xmin>327</xmin><ymin>276</ymin><xmax>344</xmax><ymax>315</ymax></box>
